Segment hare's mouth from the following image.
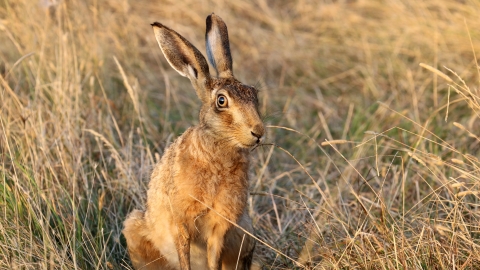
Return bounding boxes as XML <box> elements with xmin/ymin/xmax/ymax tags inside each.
<box><xmin>250</xmin><ymin>143</ymin><xmax>262</xmax><ymax>152</ymax></box>
<box><xmin>238</xmin><ymin>143</ymin><xmax>255</xmax><ymax>149</ymax></box>
<box><xmin>240</xmin><ymin>140</ymin><xmax>262</xmax><ymax>150</ymax></box>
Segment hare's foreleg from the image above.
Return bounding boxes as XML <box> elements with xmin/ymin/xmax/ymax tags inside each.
<box><xmin>221</xmin><ymin>212</ymin><xmax>255</xmax><ymax>270</ymax></box>
<box><xmin>174</xmin><ymin>222</ymin><xmax>192</xmax><ymax>270</ymax></box>
<box><xmin>205</xmin><ymin>220</ymin><xmax>231</xmax><ymax>270</ymax></box>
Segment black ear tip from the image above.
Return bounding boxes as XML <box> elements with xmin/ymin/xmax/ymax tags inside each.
<box><xmin>151</xmin><ymin>22</ymin><xmax>163</xmax><ymax>28</ymax></box>
<box><xmin>206</xmin><ymin>15</ymin><xmax>213</xmax><ymax>31</ymax></box>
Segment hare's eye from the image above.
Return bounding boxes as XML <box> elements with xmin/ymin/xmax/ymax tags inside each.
<box><xmin>216</xmin><ymin>95</ymin><xmax>228</xmax><ymax>108</ymax></box>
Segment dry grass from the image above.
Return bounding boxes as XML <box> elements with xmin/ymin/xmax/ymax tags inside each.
<box><xmin>1</xmin><ymin>0</ymin><xmax>480</xmax><ymax>269</ymax></box>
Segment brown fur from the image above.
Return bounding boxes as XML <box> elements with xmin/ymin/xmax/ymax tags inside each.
<box><xmin>123</xmin><ymin>13</ymin><xmax>264</xmax><ymax>270</ymax></box>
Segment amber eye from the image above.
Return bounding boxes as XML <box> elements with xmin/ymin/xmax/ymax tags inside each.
<box><xmin>216</xmin><ymin>95</ymin><xmax>228</xmax><ymax>108</ymax></box>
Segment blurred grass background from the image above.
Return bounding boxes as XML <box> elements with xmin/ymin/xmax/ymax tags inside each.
<box><xmin>1</xmin><ymin>0</ymin><xmax>480</xmax><ymax>269</ymax></box>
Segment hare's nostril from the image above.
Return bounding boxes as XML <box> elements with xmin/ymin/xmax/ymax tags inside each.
<box><xmin>251</xmin><ymin>131</ymin><xmax>261</xmax><ymax>139</ymax></box>
<box><xmin>251</xmin><ymin>124</ymin><xmax>265</xmax><ymax>138</ymax></box>
<box><xmin>251</xmin><ymin>131</ymin><xmax>262</xmax><ymax>144</ymax></box>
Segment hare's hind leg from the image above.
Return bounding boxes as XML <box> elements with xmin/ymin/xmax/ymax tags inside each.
<box><xmin>123</xmin><ymin>210</ymin><xmax>170</xmax><ymax>270</ymax></box>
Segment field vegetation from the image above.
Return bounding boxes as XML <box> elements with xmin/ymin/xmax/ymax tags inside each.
<box><xmin>1</xmin><ymin>0</ymin><xmax>480</xmax><ymax>269</ymax></box>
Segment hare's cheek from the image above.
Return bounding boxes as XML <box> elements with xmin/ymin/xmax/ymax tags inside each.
<box><xmin>219</xmin><ymin>112</ymin><xmax>234</xmax><ymax>126</ymax></box>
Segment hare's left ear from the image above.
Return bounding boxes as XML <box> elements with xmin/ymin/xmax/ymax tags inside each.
<box><xmin>152</xmin><ymin>22</ymin><xmax>211</xmax><ymax>103</ymax></box>
<box><xmin>205</xmin><ymin>13</ymin><xmax>233</xmax><ymax>78</ymax></box>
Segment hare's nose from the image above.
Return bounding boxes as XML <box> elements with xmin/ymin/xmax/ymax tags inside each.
<box><xmin>251</xmin><ymin>124</ymin><xmax>265</xmax><ymax>143</ymax></box>
<box><xmin>251</xmin><ymin>131</ymin><xmax>261</xmax><ymax>144</ymax></box>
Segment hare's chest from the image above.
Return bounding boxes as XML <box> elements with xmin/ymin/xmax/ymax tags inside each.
<box><xmin>189</xmin><ymin>164</ymin><xmax>249</xmax><ymax>235</ymax></box>
<box><xmin>177</xmin><ymin>156</ymin><xmax>248</xmax><ymax>197</ymax></box>
<box><xmin>174</xmin><ymin>151</ymin><xmax>249</xmax><ymax>215</ymax></box>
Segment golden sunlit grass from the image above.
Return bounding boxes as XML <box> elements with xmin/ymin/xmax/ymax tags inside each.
<box><xmin>1</xmin><ymin>0</ymin><xmax>480</xmax><ymax>269</ymax></box>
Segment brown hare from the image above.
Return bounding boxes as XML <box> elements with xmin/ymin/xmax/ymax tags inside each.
<box><xmin>123</xmin><ymin>13</ymin><xmax>264</xmax><ymax>270</ymax></box>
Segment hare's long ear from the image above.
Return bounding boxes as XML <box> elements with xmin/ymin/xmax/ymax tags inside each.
<box><xmin>205</xmin><ymin>14</ymin><xmax>233</xmax><ymax>78</ymax></box>
<box><xmin>152</xmin><ymin>22</ymin><xmax>211</xmax><ymax>103</ymax></box>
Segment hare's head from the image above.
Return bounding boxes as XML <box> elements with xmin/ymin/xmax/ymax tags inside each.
<box><xmin>152</xmin><ymin>14</ymin><xmax>265</xmax><ymax>149</ymax></box>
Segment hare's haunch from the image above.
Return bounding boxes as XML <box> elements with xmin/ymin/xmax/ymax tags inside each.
<box><xmin>123</xmin><ymin>13</ymin><xmax>264</xmax><ymax>270</ymax></box>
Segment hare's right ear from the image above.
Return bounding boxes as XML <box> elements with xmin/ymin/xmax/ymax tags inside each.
<box><xmin>152</xmin><ymin>22</ymin><xmax>211</xmax><ymax>103</ymax></box>
<box><xmin>205</xmin><ymin>14</ymin><xmax>233</xmax><ymax>78</ymax></box>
